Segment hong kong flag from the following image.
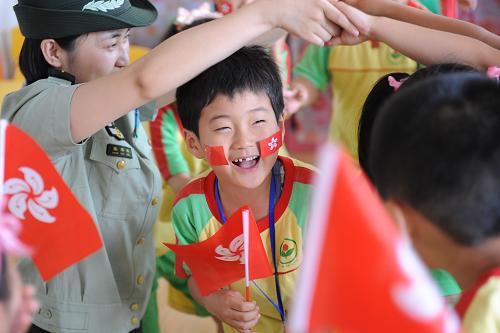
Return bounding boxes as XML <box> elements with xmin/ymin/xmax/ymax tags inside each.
<box><xmin>205</xmin><ymin>145</ymin><xmax>229</xmax><ymax>166</ymax></box>
<box><xmin>1</xmin><ymin>120</ymin><xmax>102</xmax><ymax>281</ymax></box>
<box><xmin>258</xmin><ymin>130</ymin><xmax>282</xmax><ymax>158</ymax></box>
<box><xmin>288</xmin><ymin>145</ymin><xmax>461</xmax><ymax>333</ymax></box>
<box><xmin>165</xmin><ymin>206</ymin><xmax>273</xmax><ymax>295</ymax></box>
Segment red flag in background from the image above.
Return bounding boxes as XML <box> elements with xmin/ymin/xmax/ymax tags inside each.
<box><xmin>288</xmin><ymin>145</ymin><xmax>461</xmax><ymax>333</ymax></box>
<box><xmin>1</xmin><ymin>120</ymin><xmax>102</xmax><ymax>281</ymax></box>
<box><xmin>165</xmin><ymin>206</ymin><xmax>273</xmax><ymax>295</ymax></box>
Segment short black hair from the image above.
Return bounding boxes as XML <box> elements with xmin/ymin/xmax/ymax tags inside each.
<box><xmin>176</xmin><ymin>46</ymin><xmax>284</xmax><ymax>136</ymax></box>
<box><xmin>359</xmin><ymin>63</ymin><xmax>479</xmax><ymax>181</ymax></box>
<box><xmin>20</xmin><ymin>35</ymin><xmax>81</xmax><ymax>85</ymax></box>
<box><xmin>370</xmin><ymin>73</ymin><xmax>500</xmax><ymax>246</ymax></box>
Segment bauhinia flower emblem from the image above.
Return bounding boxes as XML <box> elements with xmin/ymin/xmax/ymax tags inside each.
<box><xmin>215</xmin><ymin>234</ymin><xmax>245</xmax><ymax>264</ymax></box>
<box><xmin>268</xmin><ymin>137</ymin><xmax>278</xmax><ymax>151</ymax></box>
<box><xmin>4</xmin><ymin>167</ymin><xmax>59</xmax><ymax>224</ymax></box>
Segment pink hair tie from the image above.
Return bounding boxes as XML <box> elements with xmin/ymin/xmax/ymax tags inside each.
<box><xmin>388</xmin><ymin>76</ymin><xmax>408</xmax><ymax>91</ymax></box>
<box><xmin>487</xmin><ymin>66</ymin><xmax>500</xmax><ymax>82</ymax></box>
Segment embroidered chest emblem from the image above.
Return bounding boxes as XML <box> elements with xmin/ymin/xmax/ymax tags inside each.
<box><xmin>105</xmin><ymin>124</ymin><xmax>125</xmax><ymax>140</ymax></box>
<box><xmin>82</xmin><ymin>0</ymin><xmax>125</xmax><ymax>12</ymax></box>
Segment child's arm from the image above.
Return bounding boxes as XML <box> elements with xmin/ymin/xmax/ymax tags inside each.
<box><xmin>284</xmin><ymin>77</ymin><xmax>321</xmax><ymax>116</ymax></box>
<box><xmin>331</xmin><ymin>2</ymin><xmax>500</xmax><ymax>71</ymax></box>
<box><xmin>284</xmin><ymin>45</ymin><xmax>330</xmax><ymax>116</ymax></box>
<box><xmin>341</xmin><ymin>0</ymin><xmax>500</xmax><ymax>50</ymax></box>
<box><xmin>187</xmin><ymin>278</ymin><xmax>260</xmax><ymax>333</ymax></box>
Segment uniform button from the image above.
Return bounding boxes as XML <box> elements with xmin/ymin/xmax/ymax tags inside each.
<box><xmin>137</xmin><ymin>275</ymin><xmax>145</xmax><ymax>285</ymax></box>
<box><xmin>131</xmin><ymin>316</ymin><xmax>139</xmax><ymax>325</ymax></box>
<box><xmin>116</xmin><ymin>160</ymin><xmax>126</xmax><ymax>169</ymax></box>
<box><xmin>151</xmin><ymin>197</ymin><xmax>159</xmax><ymax>206</ymax></box>
<box><xmin>136</xmin><ymin>237</ymin><xmax>145</xmax><ymax>245</ymax></box>
<box><xmin>130</xmin><ymin>303</ymin><xmax>139</xmax><ymax>311</ymax></box>
<box><xmin>44</xmin><ymin>309</ymin><xmax>52</xmax><ymax>319</ymax></box>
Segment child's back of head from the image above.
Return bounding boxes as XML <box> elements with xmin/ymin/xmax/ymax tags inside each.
<box><xmin>370</xmin><ymin>73</ymin><xmax>500</xmax><ymax>246</ymax></box>
<box><xmin>176</xmin><ymin>46</ymin><xmax>284</xmax><ymax>136</ymax></box>
<box><xmin>358</xmin><ymin>63</ymin><xmax>479</xmax><ymax>181</ymax></box>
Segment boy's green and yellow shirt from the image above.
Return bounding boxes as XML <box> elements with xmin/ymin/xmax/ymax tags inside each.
<box><xmin>171</xmin><ymin>156</ymin><xmax>316</xmax><ymax>333</ymax></box>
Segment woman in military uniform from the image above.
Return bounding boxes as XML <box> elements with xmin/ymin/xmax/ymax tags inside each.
<box><xmin>1</xmin><ymin>0</ymin><xmax>356</xmax><ymax>332</ymax></box>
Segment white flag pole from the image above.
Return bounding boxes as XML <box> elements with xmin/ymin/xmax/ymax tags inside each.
<box><xmin>242</xmin><ymin>209</ymin><xmax>250</xmax><ymax>301</ymax></box>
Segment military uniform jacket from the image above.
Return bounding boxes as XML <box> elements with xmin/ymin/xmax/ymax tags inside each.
<box><xmin>1</xmin><ymin>76</ymin><xmax>162</xmax><ymax>332</ymax></box>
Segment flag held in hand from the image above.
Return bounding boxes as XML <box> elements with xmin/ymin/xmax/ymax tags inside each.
<box><xmin>165</xmin><ymin>206</ymin><xmax>273</xmax><ymax>295</ymax></box>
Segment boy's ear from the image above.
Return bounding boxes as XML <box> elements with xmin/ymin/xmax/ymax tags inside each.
<box><xmin>183</xmin><ymin>130</ymin><xmax>205</xmax><ymax>159</ymax></box>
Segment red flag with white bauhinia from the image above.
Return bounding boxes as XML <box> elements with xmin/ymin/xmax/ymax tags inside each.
<box><xmin>0</xmin><ymin>120</ymin><xmax>102</xmax><ymax>281</ymax></box>
<box><xmin>288</xmin><ymin>145</ymin><xmax>461</xmax><ymax>333</ymax></box>
<box><xmin>258</xmin><ymin>129</ymin><xmax>282</xmax><ymax>158</ymax></box>
<box><xmin>164</xmin><ymin>206</ymin><xmax>273</xmax><ymax>296</ymax></box>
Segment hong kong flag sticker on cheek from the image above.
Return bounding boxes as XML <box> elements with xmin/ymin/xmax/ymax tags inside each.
<box><xmin>258</xmin><ymin>130</ymin><xmax>283</xmax><ymax>158</ymax></box>
<box><xmin>205</xmin><ymin>145</ymin><xmax>229</xmax><ymax>166</ymax></box>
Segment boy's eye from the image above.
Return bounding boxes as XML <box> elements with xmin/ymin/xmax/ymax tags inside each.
<box><xmin>254</xmin><ymin>119</ymin><xmax>266</xmax><ymax>125</ymax></box>
<box><xmin>215</xmin><ymin>127</ymin><xmax>231</xmax><ymax>132</ymax></box>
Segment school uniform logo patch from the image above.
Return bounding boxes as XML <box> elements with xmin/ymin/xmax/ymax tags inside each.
<box><xmin>279</xmin><ymin>238</ymin><xmax>298</xmax><ymax>266</ymax></box>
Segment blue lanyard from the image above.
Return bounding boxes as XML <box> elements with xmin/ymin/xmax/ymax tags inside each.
<box><xmin>214</xmin><ymin>174</ymin><xmax>286</xmax><ymax>322</ymax></box>
<box><xmin>133</xmin><ymin>109</ymin><xmax>140</xmax><ymax>138</ymax></box>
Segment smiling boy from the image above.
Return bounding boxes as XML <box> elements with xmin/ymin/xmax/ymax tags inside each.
<box><xmin>170</xmin><ymin>46</ymin><xmax>316</xmax><ymax>333</ymax></box>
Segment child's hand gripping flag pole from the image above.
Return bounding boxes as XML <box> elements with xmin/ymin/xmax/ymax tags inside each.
<box><xmin>288</xmin><ymin>144</ymin><xmax>462</xmax><ymax>333</ymax></box>
<box><xmin>0</xmin><ymin>120</ymin><xmax>103</xmax><ymax>281</ymax></box>
<box><xmin>242</xmin><ymin>208</ymin><xmax>251</xmax><ymax>301</ymax></box>
<box><xmin>165</xmin><ymin>206</ymin><xmax>273</xmax><ymax>296</ymax></box>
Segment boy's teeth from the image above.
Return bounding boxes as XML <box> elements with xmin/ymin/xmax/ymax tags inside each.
<box><xmin>232</xmin><ymin>156</ymin><xmax>258</xmax><ymax>163</ymax></box>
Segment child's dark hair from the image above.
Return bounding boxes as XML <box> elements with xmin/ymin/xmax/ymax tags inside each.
<box><xmin>162</xmin><ymin>18</ymin><xmax>215</xmax><ymax>41</ymax></box>
<box><xmin>358</xmin><ymin>72</ymin><xmax>409</xmax><ymax>179</ymax></box>
<box><xmin>358</xmin><ymin>63</ymin><xmax>479</xmax><ymax>180</ymax></box>
<box><xmin>369</xmin><ymin>73</ymin><xmax>500</xmax><ymax>246</ymax></box>
<box><xmin>176</xmin><ymin>46</ymin><xmax>284</xmax><ymax>136</ymax></box>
